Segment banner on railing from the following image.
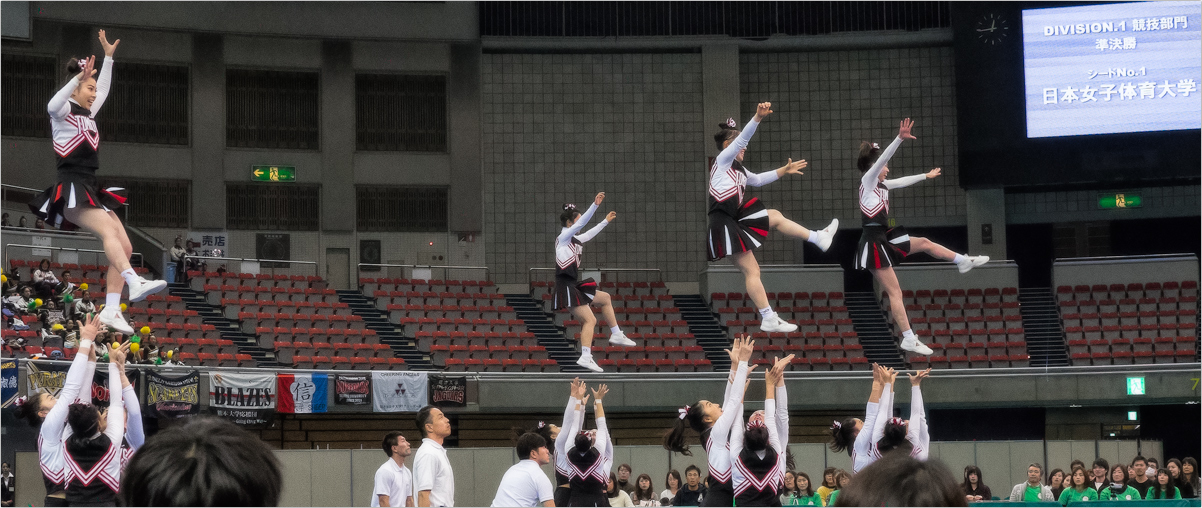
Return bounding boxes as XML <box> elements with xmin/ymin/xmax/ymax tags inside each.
<box><xmin>1</xmin><ymin>360</ymin><xmax>16</xmax><ymax>407</ymax></box>
<box><xmin>336</xmin><ymin>374</ymin><xmax>371</xmax><ymax>406</ymax></box>
<box><xmin>145</xmin><ymin>370</ymin><xmax>200</xmax><ymax>419</ymax></box>
<box><xmin>209</xmin><ymin>372</ymin><xmax>275</xmax><ymax>428</ymax></box>
<box><xmin>429</xmin><ymin>375</ymin><xmax>467</xmax><ymax>408</ymax></box>
<box><xmin>25</xmin><ymin>361</ymin><xmax>138</xmax><ymax>406</ymax></box>
<box><xmin>372</xmin><ymin>371</ymin><xmax>428</xmax><ymax>413</ymax></box>
<box><xmin>278</xmin><ymin>372</ymin><xmax>327</xmax><ymax>414</ymax></box>
<box><xmin>91</xmin><ymin>367</ymin><xmax>140</xmax><ymax>407</ymax></box>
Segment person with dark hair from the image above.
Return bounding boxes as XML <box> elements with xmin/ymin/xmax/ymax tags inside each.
<box><xmin>816</xmin><ymin>468</ymin><xmax>838</xmax><ymax>505</ymax></box>
<box><xmin>414</xmin><ymin>406</ymin><xmax>455</xmax><ymax>507</ymax></box>
<box><xmin>1102</xmin><ymin>464</ymin><xmax>1142</xmax><ymax>501</ymax></box>
<box><xmin>632</xmin><ymin>473</ymin><xmax>658</xmax><ymax>507</ymax></box>
<box><xmin>660</xmin><ymin>470</ymin><xmax>682</xmax><ymax>505</ymax></box>
<box><xmin>556</xmin><ymin>379</ymin><xmax>590</xmax><ymax>506</ymax></box>
<box><xmin>607</xmin><ymin>472</ymin><xmax>635</xmax><ymax>507</ymax></box>
<box><xmin>0</xmin><ymin>462</ymin><xmax>12</xmax><ymax>508</ymax></box>
<box><xmin>1047</xmin><ymin>468</ymin><xmax>1066</xmax><ymax>501</ymax></box>
<box><xmin>373</xmin><ymin>431</ymin><xmax>414</xmax><ymax>507</ymax></box>
<box><xmin>63</xmin><ymin>338</ymin><xmax>128</xmax><ymax>507</ymax></box>
<box><xmin>119</xmin><ymin>416</ymin><xmax>281</xmax><ymax>506</ymax></box>
<box><xmin>671</xmin><ymin>466</ymin><xmax>706</xmax><ymax>507</ymax></box>
<box><xmin>790</xmin><ymin>472</ymin><xmax>822</xmax><ymax>506</ymax></box>
<box><xmin>835</xmin><ymin>454</ymin><xmax>966</xmax><ymax>507</ymax></box>
<box><xmin>1128</xmin><ymin>455</ymin><xmax>1153</xmax><ymax>498</ymax></box>
<box><xmin>492</xmin><ymin>433</ymin><xmax>555</xmax><ymax>507</ymax></box>
<box><xmin>961</xmin><ymin>465</ymin><xmax>992</xmax><ymax>502</ymax></box>
<box><xmin>1148</xmin><ymin>457</ymin><xmax>1160</xmax><ymax>477</ymax></box>
<box><xmin>707</xmin><ymin>103</ymin><xmax>838</xmax><ymax>334</ymax></box>
<box><xmin>730</xmin><ymin>354</ymin><xmax>794</xmax><ymax>506</ymax></box>
<box><xmin>663</xmin><ymin>335</ymin><xmax>755</xmax><ymax>507</ymax></box>
<box><xmin>15</xmin><ymin>313</ymin><xmax>102</xmax><ymax>507</ymax></box>
<box><xmin>566</xmin><ymin>384</ymin><xmax>613</xmax><ymax>507</ymax></box>
<box><xmin>853</xmin><ymin>119</ymin><xmax>988</xmax><ymax>357</ymax></box>
<box><xmin>1010</xmin><ymin>463</ymin><xmax>1055</xmax><ymax>502</ymax></box>
<box><xmin>32</xmin><ymin>260</ymin><xmax>62</xmax><ymax>298</ymax></box>
<box><xmin>780</xmin><ymin>471</ymin><xmax>797</xmax><ymax>505</ymax></box>
<box><xmin>828</xmin><ymin>363</ymin><xmax>890</xmax><ymax>474</ymax></box>
<box><xmin>1182</xmin><ymin>458</ymin><xmax>1200</xmax><ymax>498</ymax></box>
<box><xmin>1090</xmin><ymin>458</ymin><xmax>1110</xmax><ymax>495</ymax></box>
<box><xmin>825</xmin><ymin>470</ymin><xmax>853</xmax><ymax>506</ymax></box>
<box><xmin>553</xmin><ymin>191</ymin><xmax>632</xmax><ymax>372</ymax></box>
<box><xmin>1058</xmin><ymin>467</ymin><xmax>1097</xmax><ymax>505</ymax></box>
<box><xmin>616</xmin><ymin>464</ymin><xmax>637</xmax><ymax>497</ymax></box>
<box><xmin>30</xmin><ymin>30</ymin><xmax>166</xmax><ymax>335</ymax></box>
<box><xmin>1146</xmin><ymin>469</ymin><xmax>1182</xmax><ymax>500</ymax></box>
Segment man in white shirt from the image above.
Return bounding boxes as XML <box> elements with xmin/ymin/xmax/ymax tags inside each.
<box><xmin>413</xmin><ymin>406</ymin><xmax>455</xmax><ymax>507</ymax></box>
<box><xmin>373</xmin><ymin>431</ymin><xmax>415</xmax><ymax>507</ymax></box>
<box><xmin>491</xmin><ymin>433</ymin><xmax>555</xmax><ymax>507</ymax></box>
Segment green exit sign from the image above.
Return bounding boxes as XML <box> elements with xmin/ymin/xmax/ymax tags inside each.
<box><xmin>1126</xmin><ymin>376</ymin><xmax>1146</xmax><ymax>396</ymax></box>
<box><xmin>252</xmin><ymin>165</ymin><xmax>296</xmax><ymax>182</ymax></box>
<box><xmin>1098</xmin><ymin>192</ymin><xmax>1141</xmax><ymax>209</ymax></box>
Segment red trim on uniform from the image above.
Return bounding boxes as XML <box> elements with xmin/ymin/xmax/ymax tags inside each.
<box><xmin>737</xmin><ymin>234</ymin><xmax>746</xmax><ymax>252</ymax></box>
<box><xmin>579</xmin><ymin>281</ymin><xmax>597</xmax><ymax>287</ymax></box>
<box><xmin>743</xmin><ymin>197</ymin><xmax>759</xmax><ymax>209</ymax></box>
<box><xmin>55</xmin><ymin>184</ymin><xmax>63</xmax><ymax>201</ymax></box>
<box><xmin>873</xmin><ymin>246</ymin><xmax>881</xmax><ymax>269</ymax></box>
<box><xmin>748</xmin><ymin>227</ymin><xmax>768</xmax><ymax>236</ymax></box>
<box><xmin>86</xmin><ymin>192</ymin><xmax>96</xmax><ymax>206</ymax></box>
<box><xmin>102</xmin><ymin>189</ymin><xmax>127</xmax><ymax>204</ymax></box>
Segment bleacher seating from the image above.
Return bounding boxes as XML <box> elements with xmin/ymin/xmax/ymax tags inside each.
<box><xmin>1058</xmin><ymin>279</ymin><xmax>1197</xmax><ymax>366</ymax></box>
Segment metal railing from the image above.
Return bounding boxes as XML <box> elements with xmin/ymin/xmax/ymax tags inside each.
<box><xmin>358</xmin><ymin>263</ymin><xmax>490</xmax><ymax>283</ymax></box>
<box><xmin>4</xmin><ymin>243</ymin><xmax>144</xmax><ymax>272</ymax></box>
<box><xmin>527</xmin><ymin>267</ymin><xmax>663</xmax><ymax>286</ymax></box>
<box><xmin>188</xmin><ymin>255</ymin><xmax>319</xmax><ymax>277</ymax></box>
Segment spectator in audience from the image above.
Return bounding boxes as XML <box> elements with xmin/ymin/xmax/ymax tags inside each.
<box><xmin>34</xmin><ymin>218</ymin><xmax>45</xmax><ymax>229</ymax></box>
<box><xmin>4</xmin><ymin>286</ymin><xmax>32</xmax><ymax>312</ymax></box>
<box><xmin>1010</xmin><ymin>463</ymin><xmax>1055</xmax><ymax>502</ymax></box>
<box><xmin>1058</xmin><ymin>466</ymin><xmax>1097</xmax><ymax>505</ymax></box>
<box><xmin>632</xmin><ymin>474</ymin><xmax>658</xmax><ymax>507</ymax></box>
<box><xmin>1090</xmin><ymin>458</ymin><xmax>1110</xmax><ymax>495</ymax></box>
<box><xmin>817</xmin><ymin>467</ymin><xmax>838</xmax><ymax>505</ymax></box>
<box><xmin>73</xmin><ymin>292</ymin><xmax>96</xmax><ymax>318</ymax></box>
<box><xmin>0</xmin><ymin>213</ymin><xmax>8</xmax><ymax>227</ymax></box>
<box><xmin>1</xmin><ymin>462</ymin><xmax>13</xmax><ymax>507</ymax></box>
<box><xmin>120</xmin><ymin>416</ymin><xmax>281</xmax><ymax>506</ymax></box>
<box><xmin>1180</xmin><ymin>457</ymin><xmax>1199</xmax><ymax>498</ymax></box>
<box><xmin>659</xmin><ymin>470</ymin><xmax>681</xmax><ymax>505</ymax></box>
<box><xmin>1129</xmin><ymin>455</ymin><xmax>1153</xmax><ymax>498</ymax></box>
<box><xmin>373</xmin><ymin>431</ymin><xmax>414</xmax><ymax>508</ymax></box>
<box><xmin>1103</xmin><ymin>464</ymin><xmax>1141</xmax><ymax>501</ymax></box>
<box><xmin>780</xmin><ymin>471</ymin><xmax>797</xmax><ymax>505</ymax></box>
<box><xmin>671</xmin><ymin>465</ymin><xmax>706</xmax><ymax>506</ymax></box>
<box><xmin>615</xmin><ymin>464</ymin><xmax>636</xmax><ymax>497</ymax></box>
<box><xmin>1148</xmin><ymin>458</ymin><xmax>1159</xmax><ymax>478</ymax></box>
<box><xmin>835</xmin><ymin>453</ymin><xmax>967</xmax><ymax>507</ymax></box>
<box><xmin>491</xmin><ymin>432</ymin><xmax>553</xmax><ymax>508</ymax></box>
<box><xmin>17</xmin><ymin>216</ymin><xmax>27</xmax><ymax>228</ymax></box>
<box><xmin>40</xmin><ymin>299</ymin><xmax>67</xmax><ymax>331</ymax></box>
<box><xmin>1167</xmin><ymin>458</ymin><xmax>1182</xmax><ymax>482</ymax></box>
<box><xmin>827</xmin><ymin>470</ymin><xmax>853</xmax><ymax>506</ymax></box>
<box><xmin>1048</xmin><ymin>468</ymin><xmax>1066</xmax><ymax>500</ymax></box>
<box><xmin>1148</xmin><ymin>468</ymin><xmax>1183</xmax><ymax>500</ymax></box>
<box><xmin>962</xmin><ymin>465</ymin><xmax>992</xmax><ymax>502</ymax></box>
<box><xmin>791</xmin><ymin>472</ymin><xmax>823</xmax><ymax>507</ymax></box>
<box><xmin>413</xmin><ymin>406</ymin><xmax>455</xmax><ymax>507</ymax></box>
<box><xmin>1070</xmin><ymin>459</ymin><xmax>1086</xmax><ymax>476</ymax></box>
<box><xmin>170</xmin><ymin>237</ymin><xmax>186</xmax><ymax>283</ymax></box>
<box><xmin>32</xmin><ymin>260</ymin><xmax>61</xmax><ymax>298</ymax></box>
<box><xmin>607</xmin><ymin>472</ymin><xmax>635</xmax><ymax>507</ymax></box>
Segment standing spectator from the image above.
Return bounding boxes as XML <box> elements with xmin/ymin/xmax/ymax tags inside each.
<box><xmin>615</xmin><ymin>464</ymin><xmax>636</xmax><ymax>497</ymax></box>
<box><xmin>32</xmin><ymin>259</ymin><xmax>61</xmax><ymax>297</ymax></box>
<box><xmin>962</xmin><ymin>465</ymin><xmax>992</xmax><ymax>502</ymax></box>
<box><xmin>671</xmin><ymin>465</ymin><xmax>706</xmax><ymax>506</ymax></box>
<box><xmin>607</xmin><ymin>472</ymin><xmax>635</xmax><ymax>507</ymax></box>
<box><xmin>834</xmin><ymin>453</ymin><xmax>967</xmax><ymax>507</ymax></box>
<box><xmin>1058</xmin><ymin>467</ymin><xmax>1098</xmax><ymax>505</ymax></box>
<box><xmin>0</xmin><ymin>462</ymin><xmax>13</xmax><ymax>507</ymax></box>
<box><xmin>373</xmin><ymin>431</ymin><xmax>414</xmax><ymax>508</ymax></box>
<box><xmin>1048</xmin><ymin>468</ymin><xmax>1066</xmax><ymax>501</ymax></box>
<box><xmin>1103</xmin><ymin>464</ymin><xmax>1141</xmax><ymax>501</ymax></box>
<box><xmin>1090</xmin><ymin>458</ymin><xmax>1110</xmax><ymax>495</ymax></box>
<box><xmin>491</xmin><ymin>432</ymin><xmax>554</xmax><ymax>508</ymax></box>
<box><xmin>169</xmin><ymin>237</ymin><xmax>186</xmax><ymax>283</ymax></box>
<box><xmin>659</xmin><ymin>470</ymin><xmax>681</xmax><ymax>505</ymax></box>
<box><xmin>826</xmin><ymin>470</ymin><xmax>853</xmax><ymax>506</ymax></box>
<box><xmin>791</xmin><ymin>472</ymin><xmax>823</xmax><ymax>506</ymax></box>
<box><xmin>1009</xmin><ymin>463</ymin><xmax>1055</xmax><ymax>502</ymax></box>
<box><xmin>1148</xmin><ymin>469</ymin><xmax>1183</xmax><ymax>500</ymax></box>
<box><xmin>817</xmin><ymin>467</ymin><xmax>838</xmax><ymax>505</ymax></box>
<box><xmin>413</xmin><ymin>406</ymin><xmax>455</xmax><ymax>507</ymax></box>
<box><xmin>1180</xmin><ymin>457</ymin><xmax>1199</xmax><ymax>498</ymax></box>
<box><xmin>1129</xmin><ymin>455</ymin><xmax>1154</xmax><ymax>498</ymax></box>
<box><xmin>632</xmin><ymin>474</ymin><xmax>658</xmax><ymax>507</ymax></box>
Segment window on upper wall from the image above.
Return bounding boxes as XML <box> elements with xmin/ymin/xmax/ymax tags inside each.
<box><xmin>226</xmin><ymin>69</ymin><xmax>320</xmax><ymax>150</ymax></box>
<box><xmin>1</xmin><ymin>53</ymin><xmax>57</xmax><ymax>138</ymax></box>
<box><xmin>97</xmin><ymin>61</ymin><xmax>190</xmax><ymax>145</ymax></box>
<box><xmin>226</xmin><ymin>183</ymin><xmax>321</xmax><ymax>231</ymax></box>
<box><xmin>355</xmin><ymin>73</ymin><xmax>447</xmax><ymax>152</ymax></box>
<box><xmin>99</xmin><ymin>178</ymin><xmax>191</xmax><ymax>228</ymax></box>
<box><xmin>356</xmin><ymin>186</ymin><xmax>448</xmax><ymax>232</ymax></box>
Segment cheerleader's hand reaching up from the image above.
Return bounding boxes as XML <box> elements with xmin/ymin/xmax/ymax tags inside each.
<box><xmin>898</xmin><ymin>118</ymin><xmax>916</xmax><ymax>140</ymax></box>
<box><xmin>754</xmin><ymin>102</ymin><xmax>773</xmax><ymax>121</ymax></box>
<box><xmin>594</xmin><ymin>192</ymin><xmax>605</xmax><ymax>205</ymax></box>
<box><xmin>925</xmin><ymin>168</ymin><xmax>941</xmax><ymax>179</ymax></box>
<box><xmin>99</xmin><ymin>30</ymin><xmax>120</xmax><ymax>57</ymax></box>
<box><xmin>605</xmin><ymin>212</ymin><xmax>617</xmax><ymax>222</ymax></box>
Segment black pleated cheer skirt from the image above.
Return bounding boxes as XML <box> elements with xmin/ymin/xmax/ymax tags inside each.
<box><xmin>707</xmin><ymin>197</ymin><xmax>769</xmax><ymax>262</ymax></box>
<box><xmin>854</xmin><ymin>225</ymin><xmax>911</xmax><ymax>270</ymax></box>
<box><xmin>552</xmin><ymin>276</ymin><xmax>597</xmax><ymax>311</ymax></box>
<box><xmin>29</xmin><ymin>172</ymin><xmax>127</xmax><ymax>231</ymax></box>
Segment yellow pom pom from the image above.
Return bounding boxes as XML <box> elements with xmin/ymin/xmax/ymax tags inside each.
<box><xmin>166</xmin><ymin>350</ymin><xmax>174</xmax><ymax>359</ymax></box>
<box><xmin>140</xmin><ymin>326</ymin><xmax>151</xmax><ymax>335</ymax></box>
<box><xmin>130</xmin><ymin>343</ymin><xmax>140</xmax><ymax>354</ymax></box>
<box><xmin>35</xmin><ymin>298</ymin><xmax>43</xmax><ymax>307</ymax></box>
<box><xmin>1</xmin><ymin>274</ymin><xmax>6</xmax><ymax>284</ymax></box>
<box><xmin>120</xmin><ymin>303</ymin><xmax>127</xmax><ymax>312</ymax></box>
<box><xmin>80</xmin><ymin>282</ymin><xmax>89</xmax><ymax>291</ymax></box>
<box><xmin>52</xmin><ymin>323</ymin><xmax>65</xmax><ymax>331</ymax></box>
<box><xmin>112</xmin><ymin>342</ymin><xmax>121</xmax><ymax>350</ymax></box>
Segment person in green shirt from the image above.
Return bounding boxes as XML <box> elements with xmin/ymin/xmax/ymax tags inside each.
<box><xmin>786</xmin><ymin>472</ymin><xmax>824</xmax><ymax>506</ymax></box>
<box><xmin>1147</xmin><ymin>469</ymin><xmax>1183</xmax><ymax>500</ymax></box>
<box><xmin>1102</xmin><ymin>464</ymin><xmax>1142</xmax><ymax>501</ymax></box>
<box><xmin>1059</xmin><ymin>466</ymin><xmax>1098</xmax><ymax>506</ymax></box>
<box><xmin>1010</xmin><ymin>463</ymin><xmax>1056</xmax><ymax>502</ymax></box>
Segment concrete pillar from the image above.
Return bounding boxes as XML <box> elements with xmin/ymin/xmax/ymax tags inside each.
<box><xmin>320</xmin><ymin>40</ymin><xmax>355</xmax><ymax>232</ymax></box>
<box><xmin>448</xmin><ymin>42</ymin><xmax>483</xmax><ymax>233</ymax></box>
<box><xmin>966</xmin><ymin>188</ymin><xmax>1007</xmax><ymax>259</ymax></box>
<box><xmin>191</xmin><ymin>33</ymin><xmax>226</xmax><ymax>229</ymax></box>
<box><xmin>701</xmin><ymin>44</ymin><xmax>740</xmax><ymax>157</ymax></box>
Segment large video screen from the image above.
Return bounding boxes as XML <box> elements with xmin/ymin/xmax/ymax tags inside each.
<box><xmin>1022</xmin><ymin>2</ymin><xmax>1201</xmax><ymax>138</ymax></box>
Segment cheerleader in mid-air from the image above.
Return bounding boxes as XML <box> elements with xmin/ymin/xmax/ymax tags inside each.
<box><xmin>709</xmin><ymin>102</ymin><xmax>839</xmax><ymax>333</ymax></box>
<box><xmin>554</xmin><ymin>192</ymin><xmax>634</xmax><ymax>373</ymax></box>
<box><xmin>854</xmin><ymin>118</ymin><xmax>989</xmax><ymax>356</ymax></box>
<box><xmin>30</xmin><ymin>30</ymin><xmax>166</xmax><ymax>335</ymax></box>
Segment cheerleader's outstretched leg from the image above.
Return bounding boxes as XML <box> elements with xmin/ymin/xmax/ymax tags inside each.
<box><xmin>63</xmin><ymin>207</ymin><xmax>164</xmax><ymax>334</ymax></box>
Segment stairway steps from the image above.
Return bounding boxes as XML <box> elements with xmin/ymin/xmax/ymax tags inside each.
<box><xmin>843</xmin><ymin>292</ymin><xmax>907</xmax><ymax>368</ymax></box>
<box><xmin>673</xmin><ymin>295</ymin><xmax>733</xmax><ymax>370</ymax></box>
<box><xmin>504</xmin><ymin>294</ymin><xmax>586</xmax><ymax>372</ymax></box>
<box><xmin>337</xmin><ymin>290</ymin><xmax>434</xmax><ymax>368</ymax></box>
<box><xmin>167</xmin><ymin>283</ymin><xmax>276</xmax><ymax>367</ymax></box>
<box><xmin>1018</xmin><ymin>288</ymin><xmax>1070</xmax><ymax>367</ymax></box>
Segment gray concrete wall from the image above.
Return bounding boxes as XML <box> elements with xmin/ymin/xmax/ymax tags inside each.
<box><xmin>892</xmin><ymin>260</ymin><xmax>1020</xmax><ymax>291</ymax></box>
<box><xmin>700</xmin><ymin>264</ymin><xmax>845</xmax><ymax>298</ymax></box>
<box><xmin>1053</xmin><ymin>255</ymin><xmax>1200</xmax><ymax>288</ymax></box>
